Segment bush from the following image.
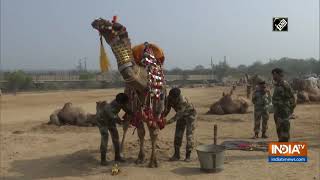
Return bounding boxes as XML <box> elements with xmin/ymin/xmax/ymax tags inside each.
<box><xmin>79</xmin><ymin>72</ymin><xmax>95</xmax><ymax>80</ymax></box>
<box><xmin>5</xmin><ymin>70</ymin><xmax>34</xmax><ymax>92</ymax></box>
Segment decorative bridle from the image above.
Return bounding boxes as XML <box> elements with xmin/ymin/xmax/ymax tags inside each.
<box><xmin>128</xmin><ymin>42</ymin><xmax>166</xmax><ymax>130</ymax></box>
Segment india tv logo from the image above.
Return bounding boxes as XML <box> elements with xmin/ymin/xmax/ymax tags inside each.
<box><xmin>268</xmin><ymin>142</ymin><xmax>307</xmax><ymax>162</ymax></box>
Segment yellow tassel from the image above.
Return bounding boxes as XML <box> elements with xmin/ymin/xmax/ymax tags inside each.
<box><xmin>99</xmin><ymin>35</ymin><xmax>110</xmax><ymax>72</ymax></box>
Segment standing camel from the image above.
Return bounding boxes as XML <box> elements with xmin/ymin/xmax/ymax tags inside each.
<box><xmin>91</xmin><ymin>18</ymin><xmax>166</xmax><ymax>168</ymax></box>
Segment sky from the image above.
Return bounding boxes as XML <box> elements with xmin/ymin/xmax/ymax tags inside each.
<box><xmin>0</xmin><ymin>0</ymin><xmax>319</xmax><ymax>70</ymax></box>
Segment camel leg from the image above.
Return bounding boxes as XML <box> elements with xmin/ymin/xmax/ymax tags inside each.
<box><xmin>135</xmin><ymin>123</ymin><xmax>146</xmax><ymax>164</ymax></box>
<box><xmin>148</xmin><ymin>127</ymin><xmax>159</xmax><ymax>168</ymax></box>
<box><xmin>120</xmin><ymin>120</ymin><xmax>130</xmax><ymax>154</ymax></box>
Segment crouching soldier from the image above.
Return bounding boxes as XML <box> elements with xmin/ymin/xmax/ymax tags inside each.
<box><xmin>163</xmin><ymin>88</ymin><xmax>197</xmax><ymax>162</ymax></box>
<box><xmin>272</xmin><ymin>68</ymin><xmax>296</xmax><ymax>142</ymax></box>
<box><xmin>96</xmin><ymin>93</ymin><xmax>132</xmax><ymax>166</ymax></box>
<box><xmin>252</xmin><ymin>80</ymin><xmax>271</xmax><ymax>139</ymax></box>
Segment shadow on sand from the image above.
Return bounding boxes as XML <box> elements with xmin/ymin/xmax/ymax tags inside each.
<box><xmin>3</xmin><ymin>148</ymin><xmax>164</xmax><ymax>180</ymax></box>
<box><xmin>3</xmin><ymin>149</ymin><xmax>112</xmax><ymax>180</ymax></box>
<box><xmin>171</xmin><ymin>167</ymin><xmax>203</xmax><ymax>176</ymax></box>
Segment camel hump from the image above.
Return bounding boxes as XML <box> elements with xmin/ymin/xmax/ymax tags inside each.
<box><xmin>132</xmin><ymin>43</ymin><xmax>165</xmax><ymax>65</ymax></box>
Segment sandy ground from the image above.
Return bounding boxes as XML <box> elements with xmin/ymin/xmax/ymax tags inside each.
<box><xmin>0</xmin><ymin>87</ymin><xmax>319</xmax><ymax>180</ymax></box>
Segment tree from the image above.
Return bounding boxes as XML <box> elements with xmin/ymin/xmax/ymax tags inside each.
<box><xmin>169</xmin><ymin>67</ymin><xmax>183</xmax><ymax>75</ymax></box>
<box><xmin>215</xmin><ymin>61</ymin><xmax>231</xmax><ymax>81</ymax></box>
<box><xmin>194</xmin><ymin>65</ymin><xmax>205</xmax><ymax>71</ymax></box>
<box><xmin>237</xmin><ymin>64</ymin><xmax>247</xmax><ymax>72</ymax></box>
<box><xmin>5</xmin><ymin>70</ymin><xmax>33</xmax><ymax>92</ymax></box>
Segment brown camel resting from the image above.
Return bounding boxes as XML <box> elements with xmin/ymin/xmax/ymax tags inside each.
<box><xmin>292</xmin><ymin>78</ymin><xmax>320</xmax><ymax>103</ymax></box>
<box><xmin>48</xmin><ymin>102</ymin><xmax>97</xmax><ymax>126</ymax></box>
<box><xmin>207</xmin><ymin>89</ymin><xmax>250</xmax><ymax>115</ymax></box>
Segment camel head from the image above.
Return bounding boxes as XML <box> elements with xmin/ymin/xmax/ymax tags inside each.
<box><xmin>220</xmin><ymin>87</ymin><xmax>235</xmax><ymax>103</ymax></box>
<box><xmin>91</xmin><ymin>17</ymin><xmax>128</xmax><ymax>45</ymax></box>
<box><xmin>297</xmin><ymin>91</ymin><xmax>309</xmax><ymax>103</ymax></box>
<box><xmin>62</xmin><ymin>102</ymin><xmax>73</xmax><ymax>109</ymax></box>
<box><xmin>221</xmin><ymin>91</ymin><xmax>232</xmax><ymax>104</ymax></box>
<box><xmin>91</xmin><ymin>18</ymin><xmax>113</xmax><ymax>32</ymax></box>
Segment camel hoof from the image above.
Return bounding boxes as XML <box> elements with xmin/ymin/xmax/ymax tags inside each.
<box><xmin>148</xmin><ymin>163</ymin><xmax>154</xmax><ymax>168</ymax></box>
<box><xmin>148</xmin><ymin>159</ymin><xmax>158</xmax><ymax>168</ymax></box>
<box><xmin>135</xmin><ymin>158</ymin><xmax>145</xmax><ymax>164</ymax></box>
<box><xmin>135</xmin><ymin>155</ymin><xmax>145</xmax><ymax>164</ymax></box>
<box><xmin>135</xmin><ymin>152</ymin><xmax>145</xmax><ymax>164</ymax></box>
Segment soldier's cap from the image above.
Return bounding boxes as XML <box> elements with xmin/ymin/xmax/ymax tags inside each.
<box><xmin>116</xmin><ymin>93</ymin><xmax>129</xmax><ymax>104</ymax></box>
<box><xmin>272</xmin><ymin>68</ymin><xmax>284</xmax><ymax>76</ymax></box>
<box><xmin>169</xmin><ymin>88</ymin><xmax>181</xmax><ymax>98</ymax></box>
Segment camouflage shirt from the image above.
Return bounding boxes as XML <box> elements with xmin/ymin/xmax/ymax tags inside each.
<box><xmin>98</xmin><ymin>100</ymin><xmax>131</xmax><ymax>127</ymax></box>
<box><xmin>163</xmin><ymin>95</ymin><xmax>196</xmax><ymax>124</ymax></box>
<box><xmin>252</xmin><ymin>90</ymin><xmax>271</xmax><ymax>111</ymax></box>
<box><xmin>272</xmin><ymin>80</ymin><xmax>296</xmax><ymax>118</ymax></box>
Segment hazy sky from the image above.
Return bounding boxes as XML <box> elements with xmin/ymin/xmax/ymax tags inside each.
<box><xmin>1</xmin><ymin>0</ymin><xmax>319</xmax><ymax>70</ymax></box>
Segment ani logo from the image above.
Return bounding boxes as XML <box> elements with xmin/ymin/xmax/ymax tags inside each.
<box><xmin>268</xmin><ymin>142</ymin><xmax>307</xmax><ymax>162</ymax></box>
<box><xmin>273</xmin><ymin>17</ymin><xmax>288</xmax><ymax>32</ymax></box>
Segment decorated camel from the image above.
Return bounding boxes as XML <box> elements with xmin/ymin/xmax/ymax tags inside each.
<box><xmin>207</xmin><ymin>88</ymin><xmax>250</xmax><ymax>115</ymax></box>
<box><xmin>91</xmin><ymin>17</ymin><xmax>166</xmax><ymax>168</ymax></box>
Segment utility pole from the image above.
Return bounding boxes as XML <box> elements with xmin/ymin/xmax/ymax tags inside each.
<box><xmin>84</xmin><ymin>60</ymin><xmax>87</xmax><ymax>72</ymax></box>
<box><xmin>211</xmin><ymin>57</ymin><xmax>214</xmax><ymax>80</ymax></box>
<box><xmin>78</xmin><ymin>59</ymin><xmax>82</xmax><ymax>72</ymax></box>
<box><xmin>83</xmin><ymin>57</ymin><xmax>87</xmax><ymax>72</ymax></box>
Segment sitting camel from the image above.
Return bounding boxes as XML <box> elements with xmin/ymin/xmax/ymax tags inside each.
<box><xmin>292</xmin><ymin>78</ymin><xmax>320</xmax><ymax>103</ymax></box>
<box><xmin>48</xmin><ymin>102</ymin><xmax>97</xmax><ymax>126</ymax></box>
<box><xmin>207</xmin><ymin>88</ymin><xmax>250</xmax><ymax>115</ymax></box>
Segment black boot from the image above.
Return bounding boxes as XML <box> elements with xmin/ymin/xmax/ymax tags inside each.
<box><xmin>184</xmin><ymin>151</ymin><xmax>191</xmax><ymax>162</ymax></box>
<box><xmin>261</xmin><ymin>132</ymin><xmax>268</xmax><ymax>138</ymax></box>
<box><xmin>100</xmin><ymin>152</ymin><xmax>108</xmax><ymax>166</ymax></box>
<box><xmin>114</xmin><ymin>144</ymin><xmax>126</xmax><ymax>163</ymax></box>
<box><xmin>252</xmin><ymin>132</ymin><xmax>259</xmax><ymax>139</ymax></box>
<box><xmin>169</xmin><ymin>147</ymin><xmax>180</xmax><ymax>161</ymax></box>
<box><xmin>115</xmin><ymin>154</ymin><xmax>126</xmax><ymax>163</ymax></box>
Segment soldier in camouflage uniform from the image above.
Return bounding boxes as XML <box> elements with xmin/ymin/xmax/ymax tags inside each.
<box><xmin>271</xmin><ymin>68</ymin><xmax>296</xmax><ymax>142</ymax></box>
<box><xmin>96</xmin><ymin>93</ymin><xmax>132</xmax><ymax>165</ymax></box>
<box><xmin>163</xmin><ymin>88</ymin><xmax>197</xmax><ymax>162</ymax></box>
<box><xmin>246</xmin><ymin>85</ymin><xmax>252</xmax><ymax>98</ymax></box>
<box><xmin>252</xmin><ymin>80</ymin><xmax>271</xmax><ymax>139</ymax></box>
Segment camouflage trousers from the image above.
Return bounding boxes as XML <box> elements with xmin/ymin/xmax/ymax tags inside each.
<box><xmin>174</xmin><ymin>113</ymin><xmax>196</xmax><ymax>152</ymax></box>
<box><xmin>246</xmin><ymin>85</ymin><xmax>252</xmax><ymax>98</ymax></box>
<box><xmin>253</xmin><ymin>110</ymin><xmax>269</xmax><ymax>134</ymax></box>
<box><xmin>274</xmin><ymin>112</ymin><xmax>290</xmax><ymax>142</ymax></box>
<box><xmin>98</xmin><ymin>123</ymin><xmax>121</xmax><ymax>157</ymax></box>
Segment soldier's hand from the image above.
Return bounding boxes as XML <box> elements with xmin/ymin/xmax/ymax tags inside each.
<box><xmin>114</xmin><ymin>117</ymin><xmax>124</xmax><ymax>125</ymax></box>
<box><xmin>265</xmin><ymin>89</ymin><xmax>271</xmax><ymax>95</ymax></box>
<box><xmin>166</xmin><ymin>118</ymin><xmax>173</xmax><ymax>125</ymax></box>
